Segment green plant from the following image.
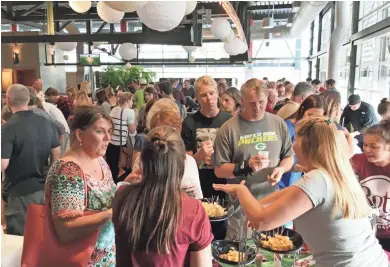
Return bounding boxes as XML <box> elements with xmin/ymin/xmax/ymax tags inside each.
<box><xmin>100</xmin><ymin>65</ymin><xmax>156</xmax><ymax>89</ymax></box>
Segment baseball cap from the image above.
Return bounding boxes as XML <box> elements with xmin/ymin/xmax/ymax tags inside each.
<box><xmin>348</xmin><ymin>94</ymin><xmax>361</xmax><ymax>105</ymax></box>
<box><xmin>139</xmin><ymin>78</ymin><xmax>147</xmax><ymax>85</ymax></box>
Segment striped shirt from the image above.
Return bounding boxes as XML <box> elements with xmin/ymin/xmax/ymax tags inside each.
<box><xmin>109</xmin><ymin>106</ymin><xmax>135</xmax><ymax>146</ymax></box>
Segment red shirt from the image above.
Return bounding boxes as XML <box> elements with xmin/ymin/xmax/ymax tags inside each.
<box><xmin>265</xmin><ymin>103</ymin><xmax>274</xmax><ymax>114</ymax></box>
<box><xmin>114</xmin><ymin>194</ymin><xmax>213</xmax><ymax>267</ymax></box>
<box><xmin>352</xmin><ymin>154</ymin><xmax>390</xmax><ymax>238</ymax></box>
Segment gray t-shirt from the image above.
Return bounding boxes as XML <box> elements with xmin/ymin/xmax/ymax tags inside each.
<box><xmin>213</xmin><ymin>113</ymin><xmax>294</xmax><ymax>239</ymax></box>
<box><xmin>294</xmin><ymin>169</ymin><xmax>388</xmax><ymax>267</ymax></box>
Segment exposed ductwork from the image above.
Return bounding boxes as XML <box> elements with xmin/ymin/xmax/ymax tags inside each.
<box><xmin>327</xmin><ymin>1</ymin><xmax>349</xmax><ymax>79</ymax></box>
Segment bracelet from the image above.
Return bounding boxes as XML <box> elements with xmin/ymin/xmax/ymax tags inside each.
<box><xmin>233</xmin><ymin>160</ymin><xmax>253</xmax><ymax>177</ymax></box>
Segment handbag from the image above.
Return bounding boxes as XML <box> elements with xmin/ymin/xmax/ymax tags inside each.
<box><xmin>118</xmin><ymin>108</ymin><xmax>134</xmax><ymax>170</ymax></box>
<box><xmin>21</xmin><ymin>167</ymin><xmax>99</xmax><ymax>267</ymax></box>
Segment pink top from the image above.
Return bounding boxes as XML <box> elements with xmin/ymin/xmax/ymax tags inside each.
<box><xmin>114</xmin><ymin>193</ymin><xmax>213</xmax><ymax>267</ymax></box>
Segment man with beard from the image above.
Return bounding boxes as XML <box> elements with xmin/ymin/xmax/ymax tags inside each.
<box><xmin>181</xmin><ymin>75</ymin><xmax>231</xmax><ymax>239</ymax></box>
<box><xmin>213</xmin><ymin>78</ymin><xmax>294</xmax><ymax>239</ymax></box>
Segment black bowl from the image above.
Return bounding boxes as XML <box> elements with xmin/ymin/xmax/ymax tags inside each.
<box><xmin>211</xmin><ymin>240</ymin><xmax>256</xmax><ymax>265</ymax></box>
<box><xmin>200</xmin><ymin>198</ymin><xmax>234</xmax><ymax>222</ymax></box>
<box><xmin>252</xmin><ymin>227</ymin><xmax>303</xmax><ymax>254</ymax></box>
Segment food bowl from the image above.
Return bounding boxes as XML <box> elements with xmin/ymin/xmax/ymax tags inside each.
<box><xmin>200</xmin><ymin>198</ymin><xmax>234</xmax><ymax>222</ymax></box>
<box><xmin>211</xmin><ymin>240</ymin><xmax>256</xmax><ymax>265</ymax></box>
<box><xmin>252</xmin><ymin>227</ymin><xmax>303</xmax><ymax>254</ymax></box>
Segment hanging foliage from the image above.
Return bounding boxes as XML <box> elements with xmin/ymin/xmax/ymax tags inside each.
<box><xmin>100</xmin><ymin>65</ymin><xmax>156</xmax><ymax>89</ymax></box>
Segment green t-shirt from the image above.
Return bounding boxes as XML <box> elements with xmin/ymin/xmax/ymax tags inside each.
<box><xmin>135</xmin><ymin>89</ymin><xmax>145</xmax><ymax>110</ymax></box>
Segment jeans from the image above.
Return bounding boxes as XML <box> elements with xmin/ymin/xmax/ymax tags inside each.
<box><xmin>5</xmin><ymin>189</ymin><xmax>44</xmax><ymax>236</ymax></box>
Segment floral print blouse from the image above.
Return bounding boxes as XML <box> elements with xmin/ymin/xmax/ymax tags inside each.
<box><xmin>45</xmin><ymin>157</ymin><xmax>117</xmax><ymax>267</ymax></box>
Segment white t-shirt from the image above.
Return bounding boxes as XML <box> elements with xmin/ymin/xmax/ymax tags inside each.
<box><xmin>42</xmin><ymin>102</ymin><xmax>70</xmax><ymax>134</ymax></box>
<box><xmin>132</xmin><ymin>154</ymin><xmax>203</xmax><ymax>199</ymax></box>
<box><xmin>110</xmin><ymin>106</ymin><xmax>135</xmax><ymax>146</ymax></box>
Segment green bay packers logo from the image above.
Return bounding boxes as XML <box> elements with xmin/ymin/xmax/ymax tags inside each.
<box><xmin>255</xmin><ymin>142</ymin><xmax>266</xmax><ymax>151</ymax></box>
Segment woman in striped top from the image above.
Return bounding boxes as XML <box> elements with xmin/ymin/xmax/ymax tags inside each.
<box><xmin>106</xmin><ymin>92</ymin><xmax>136</xmax><ymax>183</ymax></box>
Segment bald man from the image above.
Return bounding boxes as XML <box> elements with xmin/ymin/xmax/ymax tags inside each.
<box><xmin>31</xmin><ymin>79</ymin><xmax>44</xmax><ymax>102</ymax></box>
<box><xmin>2</xmin><ymin>84</ymin><xmax>60</xmax><ymax>235</ymax></box>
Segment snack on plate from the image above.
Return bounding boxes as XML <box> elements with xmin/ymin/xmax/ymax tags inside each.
<box><xmin>202</xmin><ymin>202</ymin><xmax>227</xmax><ymax>217</ymax></box>
<box><xmin>260</xmin><ymin>234</ymin><xmax>294</xmax><ymax>251</ymax></box>
<box><xmin>220</xmin><ymin>249</ymin><xmax>244</xmax><ymax>262</ymax></box>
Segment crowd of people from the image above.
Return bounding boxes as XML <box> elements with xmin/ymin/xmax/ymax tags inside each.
<box><xmin>1</xmin><ymin>74</ymin><xmax>390</xmax><ymax>266</ymax></box>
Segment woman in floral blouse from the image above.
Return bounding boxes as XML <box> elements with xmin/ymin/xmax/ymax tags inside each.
<box><xmin>45</xmin><ymin>106</ymin><xmax>116</xmax><ymax>266</ymax></box>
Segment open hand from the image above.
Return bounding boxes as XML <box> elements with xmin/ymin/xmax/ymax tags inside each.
<box><xmin>213</xmin><ymin>180</ymin><xmax>245</xmax><ymax>196</ymax></box>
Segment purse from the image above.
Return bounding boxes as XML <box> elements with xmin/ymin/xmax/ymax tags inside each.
<box><xmin>21</xmin><ymin>167</ymin><xmax>100</xmax><ymax>267</ymax></box>
<box><xmin>118</xmin><ymin>108</ymin><xmax>134</xmax><ymax>170</ymax></box>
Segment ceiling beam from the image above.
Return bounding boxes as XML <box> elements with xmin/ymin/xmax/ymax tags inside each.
<box><xmin>252</xmin><ymin>13</ymin><xmax>290</xmax><ymax>20</ymax></box>
<box><xmin>58</xmin><ymin>21</ymin><xmax>72</xmax><ymax>32</ymax></box>
<box><xmin>1</xmin><ymin>28</ymin><xmax>199</xmax><ymax>46</ymax></box>
<box><xmin>248</xmin><ymin>4</ymin><xmax>293</xmax><ymax>11</ymax></box>
<box><xmin>19</xmin><ymin>3</ymin><xmax>45</xmax><ymax>16</ymax></box>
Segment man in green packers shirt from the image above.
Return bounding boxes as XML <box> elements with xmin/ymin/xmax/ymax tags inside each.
<box><xmin>134</xmin><ymin>78</ymin><xmax>147</xmax><ymax>111</ymax></box>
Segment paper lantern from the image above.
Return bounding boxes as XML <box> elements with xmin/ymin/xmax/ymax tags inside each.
<box><xmin>221</xmin><ymin>30</ymin><xmax>234</xmax><ymax>43</ymax></box>
<box><xmin>136</xmin><ymin>1</ymin><xmax>186</xmax><ymax>32</ymax></box>
<box><xmin>188</xmin><ymin>55</ymin><xmax>196</xmax><ymax>63</ymax></box>
<box><xmin>119</xmin><ymin>43</ymin><xmax>137</xmax><ymax>60</ymax></box>
<box><xmin>57</xmin><ymin>42</ymin><xmax>77</xmax><ymax>52</ymax></box>
<box><xmin>224</xmin><ymin>37</ymin><xmax>247</xmax><ymax>56</ymax></box>
<box><xmin>185</xmin><ymin>1</ymin><xmax>197</xmax><ymax>15</ymax></box>
<box><xmin>105</xmin><ymin>1</ymin><xmax>137</xmax><ymax>12</ymax></box>
<box><xmin>63</xmin><ymin>55</ymin><xmax>69</xmax><ymax>61</ymax></box>
<box><xmin>183</xmin><ymin>46</ymin><xmax>198</xmax><ymax>53</ymax></box>
<box><xmin>69</xmin><ymin>1</ymin><xmax>91</xmax><ymax>13</ymax></box>
<box><xmin>124</xmin><ymin>62</ymin><xmax>132</xmax><ymax>69</ymax></box>
<box><xmin>211</xmin><ymin>18</ymin><xmax>231</xmax><ymax>40</ymax></box>
<box><xmin>97</xmin><ymin>1</ymin><xmax>124</xmax><ymax>24</ymax></box>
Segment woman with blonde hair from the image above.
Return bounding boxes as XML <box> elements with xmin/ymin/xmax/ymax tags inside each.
<box><xmin>74</xmin><ymin>91</ymin><xmax>92</xmax><ymax>107</ymax></box>
<box><xmin>113</xmin><ymin>126</ymin><xmax>213</xmax><ymax>266</ymax></box>
<box><xmin>214</xmin><ymin>115</ymin><xmax>388</xmax><ymax>267</ymax></box>
<box><xmin>128</xmin><ymin>107</ymin><xmax>203</xmax><ymax>199</ymax></box>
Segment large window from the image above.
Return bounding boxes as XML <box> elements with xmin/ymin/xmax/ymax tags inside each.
<box><xmin>320</xmin><ymin>10</ymin><xmax>332</xmax><ymax>51</ymax></box>
<box><xmin>359</xmin><ymin>1</ymin><xmax>390</xmax><ymax>31</ymax></box>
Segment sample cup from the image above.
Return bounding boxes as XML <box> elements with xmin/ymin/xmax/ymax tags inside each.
<box><xmin>258</xmin><ymin>151</ymin><xmax>270</xmax><ymax>168</ymax></box>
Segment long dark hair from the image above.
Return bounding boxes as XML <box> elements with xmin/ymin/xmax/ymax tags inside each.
<box><xmin>294</xmin><ymin>94</ymin><xmax>325</xmax><ymax>121</ymax></box>
<box><xmin>95</xmin><ymin>88</ymin><xmax>109</xmax><ymax>105</ymax></box>
<box><xmin>113</xmin><ymin>126</ymin><xmax>185</xmax><ymax>254</ymax></box>
<box><xmin>378</xmin><ymin>98</ymin><xmax>390</xmax><ymax>116</ymax></box>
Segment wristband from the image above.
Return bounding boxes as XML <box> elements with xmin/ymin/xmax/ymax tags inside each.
<box><xmin>233</xmin><ymin>160</ymin><xmax>252</xmax><ymax>177</ymax></box>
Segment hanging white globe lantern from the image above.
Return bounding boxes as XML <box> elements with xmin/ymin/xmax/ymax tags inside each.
<box><xmin>57</xmin><ymin>42</ymin><xmax>77</xmax><ymax>52</ymax></box>
<box><xmin>105</xmin><ymin>1</ymin><xmax>137</xmax><ymax>12</ymax></box>
<box><xmin>69</xmin><ymin>1</ymin><xmax>91</xmax><ymax>13</ymax></box>
<box><xmin>119</xmin><ymin>43</ymin><xmax>138</xmax><ymax>60</ymax></box>
<box><xmin>223</xmin><ymin>37</ymin><xmax>246</xmax><ymax>56</ymax></box>
<box><xmin>97</xmin><ymin>1</ymin><xmax>124</xmax><ymax>24</ymax></box>
<box><xmin>136</xmin><ymin>1</ymin><xmax>186</xmax><ymax>32</ymax></box>
<box><xmin>188</xmin><ymin>55</ymin><xmax>196</xmax><ymax>63</ymax></box>
<box><xmin>185</xmin><ymin>1</ymin><xmax>197</xmax><ymax>15</ymax></box>
<box><xmin>221</xmin><ymin>30</ymin><xmax>234</xmax><ymax>43</ymax></box>
<box><xmin>182</xmin><ymin>46</ymin><xmax>198</xmax><ymax>53</ymax></box>
<box><xmin>211</xmin><ymin>18</ymin><xmax>231</xmax><ymax>40</ymax></box>
<box><xmin>63</xmin><ymin>55</ymin><xmax>69</xmax><ymax>61</ymax></box>
<box><xmin>124</xmin><ymin>62</ymin><xmax>132</xmax><ymax>69</ymax></box>
<box><xmin>237</xmin><ymin>39</ymin><xmax>248</xmax><ymax>54</ymax></box>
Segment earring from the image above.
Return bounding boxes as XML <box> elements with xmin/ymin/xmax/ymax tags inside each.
<box><xmin>80</xmin><ymin>142</ymin><xmax>83</xmax><ymax>147</ymax></box>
